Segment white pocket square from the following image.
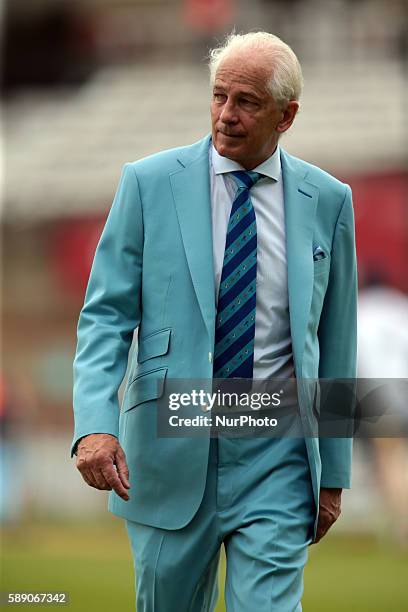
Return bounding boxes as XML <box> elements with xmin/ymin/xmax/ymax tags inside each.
<box><xmin>313</xmin><ymin>245</ymin><xmax>326</xmax><ymax>261</ymax></box>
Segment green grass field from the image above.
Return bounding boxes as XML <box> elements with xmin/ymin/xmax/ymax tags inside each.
<box><xmin>1</xmin><ymin>518</ymin><xmax>407</xmax><ymax>611</ymax></box>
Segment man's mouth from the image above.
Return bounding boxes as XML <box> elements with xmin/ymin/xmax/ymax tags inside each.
<box><xmin>218</xmin><ymin>130</ymin><xmax>245</xmax><ymax>139</ymax></box>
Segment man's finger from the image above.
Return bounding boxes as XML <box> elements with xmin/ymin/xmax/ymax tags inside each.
<box><xmin>89</xmin><ymin>466</ymin><xmax>112</xmax><ymax>491</ymax></box>
<box><xmin>76</xmin><ymin>455</ymin><xmax>98</xmax><ymax>488</ymax></box>
<box><xmin>313</xmin><ymin>524</ymin><xmax>327</xmax><ymax>544</ymax></box>
<box><xmin>115</xmin><ymin>448</ymin><xmax>130</xmax><ymax>489</ymax></box>
<box><xmin>101</xmin><ymin>466</ymin><xmax>130</xmax><ymax>501</ymax></box>
<box><xmin>313</xmin><ymin>522</ymin><xmax>322</xmax><ymax>544</ymax></box>
<box><xmin>313</xmin><ymin>507</ymin><xmax>338</xmax><ymax>544</ymax></box>
<box><xmin>79</xmin><ymin>466</ymin><xmax>99</xmax><ymax>490</ymax></box>
<box><xmin>78</xmin><ymin>461</ymin><xmax>109</xmax><ymax>490</ymax></box>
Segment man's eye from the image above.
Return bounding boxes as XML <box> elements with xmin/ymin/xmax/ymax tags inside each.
<box><xmin>213</xmin><ymin>93</ymin><xmax>226</xmax><ymax>102</ymax></box>
<box><xmin>241</xmin><ymin>99</ymin><xmax>257</xmax><ymax>108</ymax></box>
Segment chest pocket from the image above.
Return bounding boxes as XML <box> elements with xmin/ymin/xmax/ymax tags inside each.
<box><xmin>313</xmin><ymin>255</ymin><xmax>330</xmax><ymax>277</ymax></box>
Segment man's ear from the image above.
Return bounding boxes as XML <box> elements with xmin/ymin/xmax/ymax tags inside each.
<box><xmin>276</xmin><ymin>101</ymin><xmax>299</xmax><ymax>134</ymax></box>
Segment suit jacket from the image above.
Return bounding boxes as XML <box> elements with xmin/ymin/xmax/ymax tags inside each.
<box><xmin>71</xmin><ymin>134</ymin><xmax>358</xmax><ymax>533</ymax></box>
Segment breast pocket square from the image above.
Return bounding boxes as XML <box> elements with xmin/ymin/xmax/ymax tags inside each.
<box><xmin>313</xmin><ymin>245</ymin><xmax>326</xmax><ymax>261</ymax></box>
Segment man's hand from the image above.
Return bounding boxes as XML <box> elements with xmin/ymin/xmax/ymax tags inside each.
<box><xmin>313</xmin><ymin>487</ymin><xmax>342</xmax><ymax>544</ymax></box>
<box><xmin>76</xmin><ymin>434</ymin><xmax>130</xmax><ymax>501</ymax></box>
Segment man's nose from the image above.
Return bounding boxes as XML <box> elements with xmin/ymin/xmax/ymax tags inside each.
<box><xmin>219</xmin><ymin>98</ymin><xmax>238</xmax><ymax>123</ymax></box>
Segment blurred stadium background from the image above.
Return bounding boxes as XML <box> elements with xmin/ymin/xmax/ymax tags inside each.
<box><xmin>1</xmin><ymin>0</ymin><xmax>407</xmax><ymax>610</ymax></box>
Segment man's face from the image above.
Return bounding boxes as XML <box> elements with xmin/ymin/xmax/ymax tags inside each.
<box><xmin>210</xmin><ymin>53</ymin><xmax>298</xmax><ymax>170</ymax></box>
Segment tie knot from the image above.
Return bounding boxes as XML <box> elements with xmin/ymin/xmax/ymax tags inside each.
<box><xmin>230</xmin><ymin>170</ymin><xmax>262</xmax><ymax>190</ymax></box>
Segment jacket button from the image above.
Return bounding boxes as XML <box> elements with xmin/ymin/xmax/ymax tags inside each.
<box><xmin>208</xmin><ymin>352</ymin><xmax>213</xmax><ymax>363</ymax></box>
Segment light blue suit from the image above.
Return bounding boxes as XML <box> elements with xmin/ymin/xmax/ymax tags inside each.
<box><xmin>71</xmin><ymin>134</ymin><xmax>357</xmax><ymax>610</ymax></box>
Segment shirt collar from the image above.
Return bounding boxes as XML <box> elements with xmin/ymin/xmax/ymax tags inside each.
<box><xmin>211</xmin><ymin>142</ymin><xmax>281</xmax><ymax>181</ymax></box>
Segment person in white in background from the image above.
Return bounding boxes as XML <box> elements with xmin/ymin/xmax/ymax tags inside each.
<box><xmin>358</xmin><ymin>281</ymin><xmax>408</xmax><ymax>544</ymax></box>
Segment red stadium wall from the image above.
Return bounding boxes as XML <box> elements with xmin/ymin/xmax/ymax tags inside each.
<box><xmin>344</xmin><ymin>171</ymin><xmax>408</xmax><ymax>292</ymax></box>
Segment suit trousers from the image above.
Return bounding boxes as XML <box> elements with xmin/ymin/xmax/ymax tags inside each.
<box><xmin>125</xmin><ymin>434</ymin><xmax>315</xmax><ymax>612</ymax></box>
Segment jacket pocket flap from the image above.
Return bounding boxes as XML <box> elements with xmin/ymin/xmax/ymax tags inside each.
<box><xmin>137</xmin><ymin>328</ymin><xmax>171</xmax><ymax>363</ymax></box>
<box><xmin>123</xmin><ymin>367</ymin><xmax>168</xmax><ymax>412</ymax></box>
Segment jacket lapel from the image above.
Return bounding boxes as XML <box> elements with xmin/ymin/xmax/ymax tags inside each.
<box><xmin>169</xmin><ymin>136</ymin><xmax>216</xmax><ymax>340</ymax></box>
<box><xmin>281</xmin><ymin>149</ymin><xmax>319</xmax><ymax>376</ymax></box>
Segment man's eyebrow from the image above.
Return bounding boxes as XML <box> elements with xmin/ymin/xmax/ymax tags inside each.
<box><xmin>239</xmin><ymin>91</ymin><xmax>261</xmax><ymax>101</ymax></box>
<box><xmin>212</xmin><ymin>85</ymin><xmax>261</xmax><ymax>101</ymax></box>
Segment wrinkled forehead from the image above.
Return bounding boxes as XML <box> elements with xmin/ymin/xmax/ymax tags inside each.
<box><xmin>214</xmin><ymin>51</ymin><xmax>273</xmax><ymax>96</ymax></box>
<box><xmin>214</xmin><ymin>62</ymin><xmax>271</xmax><ymax>98</ymax></box>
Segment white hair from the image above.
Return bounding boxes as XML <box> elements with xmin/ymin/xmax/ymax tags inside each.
<box><xmin>208</xmin><ymin>31</ymin><xmax>303</xmax><ymax>109</ymax></box>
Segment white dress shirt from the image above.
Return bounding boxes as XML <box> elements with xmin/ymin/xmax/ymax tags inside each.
<box><xmin>210</xmin><ymin>143</ymin><xmax>295</xmax><ymax>379</ymax></box>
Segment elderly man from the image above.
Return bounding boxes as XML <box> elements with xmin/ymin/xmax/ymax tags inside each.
<box><xmin>71</xmin><ymin>32</ymin><xmax>357</xmax><ymax>611</ymax></box>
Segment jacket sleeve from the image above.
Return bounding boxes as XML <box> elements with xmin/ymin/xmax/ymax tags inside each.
<box><xmin>70</xmin><ymin>163</ymin><xmax>143</xmax><ymax>457</ymax></box>
<box><xmin>317</xmin><ymin>184</ymin><xmax>358</xmax><ymax>488</ymax></box>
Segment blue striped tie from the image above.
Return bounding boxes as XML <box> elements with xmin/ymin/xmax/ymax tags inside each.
<box><xmin>213</xmin><ymin>170</ymin><xmax>262</xmax><ymax>379</ymax></box>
